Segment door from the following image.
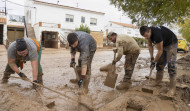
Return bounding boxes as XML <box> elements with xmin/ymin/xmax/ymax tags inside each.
<box><xmin>0</xmin><ymin>24</ymin><xmax>3</xmax><ymax>44</ymax></box>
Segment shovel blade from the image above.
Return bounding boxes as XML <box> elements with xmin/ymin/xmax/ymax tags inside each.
<box><xmin>142</xmin><ymin>87</ymin><xmax>154</xmax><ymax>94</ymax></box>
<box><xmin>104</xmin><ymin>70</ymin><xmax>118</xmax><ymax>88</ymax></box>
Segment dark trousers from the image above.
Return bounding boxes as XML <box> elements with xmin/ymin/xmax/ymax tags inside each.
<box><xmin>123</xmin><ymin>53</ymin><xmax>139</xmax><ymax>82</ymax></box>
<box><xmin>156</xmin><ymin>43</ymin><xmax>178</xmax><ymax>78</ymax></box>
<box><xmin>78</xmin><ymin>51</ymin><xmax>96</xmax><ymax>75</ymax></box>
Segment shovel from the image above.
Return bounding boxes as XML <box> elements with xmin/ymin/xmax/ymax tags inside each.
<box><xmin>104</xmin><ymin>51</ymin><xmax>118</xmax><ymax>88</ymax></box>
<box><xmin>142</xmin><ymin>67</ymin><xmax>154</xmax><ymax>94</ymax></box>
<box><xmin>72</xmin><ymin>64</ymin><xmax>94</xmax><ymax>111</ymax></box>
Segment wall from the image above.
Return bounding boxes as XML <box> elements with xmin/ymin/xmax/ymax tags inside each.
<box><xmin>105</xmin><ymin>23</ymin><xmax>142</xmax><ymax>38</ymax></box>
<box><xmin>29</xmin><ymin>2</ymin><xmax>104</xmax><ymax>32</ymax></box>
<box><xmin>90</xmin><ymin>31</ymin><xmax>103</xmax><ymax>48</ymax></box>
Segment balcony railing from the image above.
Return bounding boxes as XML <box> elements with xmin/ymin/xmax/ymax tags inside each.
<box><xmin>8</xmin><ymin>14</ymin><xmax>24</xmax><ymax>22</ymax></box>
<box><xmin>0</xmin><ymin>7</ymin><xmax>5</xmax><ymax>15</ymax></box>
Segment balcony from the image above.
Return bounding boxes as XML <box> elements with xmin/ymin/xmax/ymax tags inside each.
<box><xmin>8</xmin><ymin>14</ymin><xmax>24</xmax><ymax>23</ymax></box>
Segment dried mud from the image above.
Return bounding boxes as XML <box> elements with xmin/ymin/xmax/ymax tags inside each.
<box><xmin>0</xmin><ymin>46</ymin><xmax>190</xmax><ymax>111</ymax></box>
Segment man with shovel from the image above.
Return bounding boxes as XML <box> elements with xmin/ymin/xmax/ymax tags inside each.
<box><xmin>67</xmin><ymin>31</ymin><xmax>96</xmax><ymax>94</ymax></box>
<box><xmin>1</xmin><ymin>38</ymin><xmax>43</xmax><ymax>89</ymax></box>
<box><xmin>106</xmin><ymin>32</ymin><xmax>140</xmax><ymax>90</ymax></box>
<box><xmin>140</xmin><ymin>26</ymin><xmax>178</xmax><ymax>96</ymax></box>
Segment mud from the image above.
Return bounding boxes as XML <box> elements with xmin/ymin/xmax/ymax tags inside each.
<box><xmin>0</xmin><ymin>45</ymin><xmax>190</xmax><ymax>111</ymax></box>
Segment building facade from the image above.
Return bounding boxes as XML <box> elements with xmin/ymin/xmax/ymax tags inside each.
<box><xmin>0</xmin><ymin>7</ymin><xmax>24</xmax><ymax>46</ymax></box>
<box><xmin>105</xmin><ymin>21</ymin><xmax>142</xmax><ymax>38</ymax></box>
<box><xmin>25</xmin><ymin>0</ymin><xmax>105</xmax><ymax>48</ymax></box>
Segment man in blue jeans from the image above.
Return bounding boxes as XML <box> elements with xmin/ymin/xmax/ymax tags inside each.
<box><xmin>140</xmin><ymin>26</ymin><xmax>178</xmax><ymax>96</ymax></box>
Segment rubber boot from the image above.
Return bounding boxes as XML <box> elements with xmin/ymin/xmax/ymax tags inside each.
<box><xmin>1</xmin><ymin>73</ymin><xmax>11</xmax><ymax>83</ymax></box>
<box><xmin>152</xmin><ymin>70</ymin><xmax>164</xmax><ymax>86</ymax></box>
<box><xmin>116</xmin><ymin>80</ymin><xmax>132</xmax><ymax>90</ymax></box>
<box><xmin>167</xmin><ymin>76</ymin><xmax>176</xmax><ymax>96</ymax></box>
<box><xmin>78</xmin><ymin>75</ymin><xmax>91</xmax><ymax>95</ymax></box>
<box><xmin>37</xmin><ymin>73</ymin><xmax>43</xmax><ymax>85</ymax></box>
<box><xmin>83</xmin><ymin>75</ymin><xmax>90</xmax><ymax>94</ymax></box>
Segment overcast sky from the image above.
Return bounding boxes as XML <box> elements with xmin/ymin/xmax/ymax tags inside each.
<box><xmin>0</xmin><ymin>0</ymin><xmax>132</xmax><ymax>25</ymax></box>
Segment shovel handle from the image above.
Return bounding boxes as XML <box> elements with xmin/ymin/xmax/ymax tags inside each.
<box><xmin>148</xmin><ymin>67</ymin><xmax>154</xmax><ymax>86</ymax></box>
<box><xmin>73</xmin><ymin>64</ymin><xmax>79</xmax><ymax>81</ymax></box>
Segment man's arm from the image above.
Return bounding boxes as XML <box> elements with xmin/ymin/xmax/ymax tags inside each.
<box><xmin>31</xmin><ymin>60</ymin><xmax>38</xmax><ymax>81</ymax></box>
<box><xmin>148</xmin><ymin>39</ymin><xmax>154</xmax><ymax>58</ymax></box>
<box><xmin>153</xmin><ymin>41</ymin><xmax>163</xmax><ymax>63</ymax></box>
<box><xmin>115</xmin><ymin>46</ymin><xmax>123</xmax><ymax>62</ymax></box>
<box><xmin>71</xmin><ymin>53</ymin><xmax>76</xmax><ymax>59</ymax></box>
<box><xmin>8</xmin><ymin>58</ymin><xmax>20</xmax><ymax>74</ymax></box>
<box><xmin>70</xmin><ymin>47</ymin><xmax>76</xmax><ymax>59</ymax></box>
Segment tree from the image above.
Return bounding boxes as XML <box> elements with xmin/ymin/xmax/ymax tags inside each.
<box><xmin>110</xmin><ymin>0</ymin><xmax>190</xmax><ymax>26</ymax></box>
<box><xmin>75</xmin><ymin>24</ymin><xmax>91</xmax><ymax>33</ymax></box>
<box><xmin>179</xmin><ymin>18</ymin><xmax>190</xmax><ymax>42</ymax></box>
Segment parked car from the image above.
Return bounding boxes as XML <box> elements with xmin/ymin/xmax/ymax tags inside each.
<box><xmin>188</xmin><ymin>42</ymin><xmax>190</xmax><ymax>50</ymax></box>
<box><xmin>177</xmin><ymin>39</ymin><xmax>189</xmax><ymax>53</ymax></box>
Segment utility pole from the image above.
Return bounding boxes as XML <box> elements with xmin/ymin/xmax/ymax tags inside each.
<box><xmin>76</xmin><ymin>2</ymin><xmax>78</xmax><ymax>7</ymax></box>
<box><xmin>5</xmin><ymin>0</ymin><xmax>7</xmax><ymax>15</ymax></box>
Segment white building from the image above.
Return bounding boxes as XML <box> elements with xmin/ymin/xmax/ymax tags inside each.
<box><xmin>0</xmin><ymin>10</ymin><xmax>24</xmax><ymax>46</ymax></box>
<box><xmin>105</xmin><ymin>21</ymin><xmax>142</xmax><ymax>38</ymax></box>
<box><xmin>24</xmin><ymin>0</ymin><xmax>105</xmax><ymax>48</ymax></box>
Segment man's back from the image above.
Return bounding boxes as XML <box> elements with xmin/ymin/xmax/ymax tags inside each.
<box><xmin>74</xmin><ymin>31</ymin><xmax>96</xmax><ymax>51</ymax></box>
<box><xmin>116</xmin><ymin>35</ymin><xmax>140</xmax><ymax>54</ymax></box>
<box><xmin>150</xmin><ymin>26</ymin><xmax>177</xmax><ymax>46</ymax></box>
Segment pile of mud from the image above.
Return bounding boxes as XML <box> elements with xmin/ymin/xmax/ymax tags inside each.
<box><xmin>177</xmin><ymin>54</ymin><xmax>190</xmax><ymax>70</ymax></box>
<box><xmin>98</xmin><ymin>80</ymin><xmax>190</xmax><ymax>111</ymax></box>
<box><xmin>0</xmin><ymin>89</ymin><xmax>52</xmax><ymax>111</ymax></box>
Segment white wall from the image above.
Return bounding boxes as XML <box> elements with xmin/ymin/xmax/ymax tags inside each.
<box><xmin>105</xmin><ymin>22</ymin><xmax>142</xmax><ymax>38</ymax></box>
<box><xmin>27</xmin><ymin>2</ymin><xmax>104</xmax><ymax>32</ymax></box>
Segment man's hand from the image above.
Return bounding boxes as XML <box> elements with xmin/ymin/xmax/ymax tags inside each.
<box><xmin>112</xmin><ymin>60</ymin><xmax>116</xmax><ymax>65</ymax></box>
<box><xmin>18</xmin><ymin>72</ymin><xmax>27</xmax><ymax>79</ymax></box>
<box><xmin>151</xmin><ymin>57</ymin><xmax>154</xmax><ymax>63</ymax></box>
<box><xmin>70</xmin><ymin>58</ymin><xmax>76</xmax><ymax>67</ymax></box>
<box><xmin>33</xmin><ymin>80</ymin><xmax>38</xmax><ymax>89</ymax></box>
<box><xmin>150</xmin><ymin>62</ymin><xmax>156</xmax><ymax>69</ymax></box>
<box><xmin>113</xmin><ymin>48</ymin><xmax>118</xmax><ymax>53</ymax></box>
<box><xmin>78</xmin><ymin>75</ymin><xmax>85</xmax><ymax>88</ymax></box>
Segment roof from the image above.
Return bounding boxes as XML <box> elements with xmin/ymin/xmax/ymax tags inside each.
<box><xmin>33</xmin><ymin>0</ymin><xmax>105</xmax><ymax>15</ymax></box>
<box><xmin>109</xmin><ymin>21</ymin><xmax>139</xmax><ymax>28</ymax></box>
<box><xmin>177</xmin><ymin>36</ymin><xmax>184</xmax><ymax>39</ymax></box>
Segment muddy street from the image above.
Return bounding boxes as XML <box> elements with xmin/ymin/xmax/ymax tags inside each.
<box><xmin>0</xmin><ymin>46</ymin><xmax>190</xmax><ymax>111</ymax></box>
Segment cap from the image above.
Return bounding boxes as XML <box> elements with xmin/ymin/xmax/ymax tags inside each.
<box><xmin>107</xmin><ymin>32</ymin><xmax>115</xmax><ymax>38</ymax></box>
<box><xmin>16</xmin><ymin>38</ymin><xmax>27</xmax><ymax>51</ymax></box>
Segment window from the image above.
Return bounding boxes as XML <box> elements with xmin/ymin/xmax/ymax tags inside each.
<box><xmin>65</xmin><ymin>14</ymin><xmax>74</xmax><ymax>22</ymax></box>
<box><xmin>81</xmin><ymin>16</ymin><xmax>85</xmax><ymax>23</ymax></box>
<box><xmin>90</xmin><ymin>18</ymin><xmax>97</xmax><ymax>25</ymax></box>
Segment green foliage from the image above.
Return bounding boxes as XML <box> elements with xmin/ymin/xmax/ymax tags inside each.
<box><xmin>75</xmin><ymin>24</ymin><xmax>91</xmax><ymax>34</ymax></box>
<box><xmin>132</xmin><ymin>37</ymin><xmax>147</xmax><ymax>48</ymax></box>
<box><xmin>179</xmin><ymin>18</ymin><xmax>190</xmax><ymax>42</ymax></box>
<box><xmin>110</xmin><ymin>0</ymin><xmax>190</xmax><ymax>26</ymax></box>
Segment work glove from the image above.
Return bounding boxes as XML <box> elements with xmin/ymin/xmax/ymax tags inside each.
<box><xmin>151</xmin><ymin>57</ymin><xmax>154</xmax><ymax>63</ymax></box>
<box><xmin>33</xmin><ymin>80</ymin><xmax>38</xmax><ymax>89</ymax></box>
<box><xmin>150</xmin><ymin>62</ymin><xmax>156</xmax><ymax>69</ymax></box>
<box><xmin>112</xmin><ymin>60</ymin><xmax>116</xmax><ymax>65</ymax></box>
<box><xmin>70</xmin><ymin>58</ymin><xmax>76</xmax><ymax>67</ymax></box>
<box><xmin>78</xmin><ymin>75</ymin><xmax>85</xmax><ymax>88</ymax></box>
<box><xmin>18</xmin><ymin>72</ymin><xmax>27</xmax><ymax>79</ymax></box>
<box><xmin>113</xmin><ymin>48</ymin><xmax>118</xmax><ymax>53</ymax></box>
